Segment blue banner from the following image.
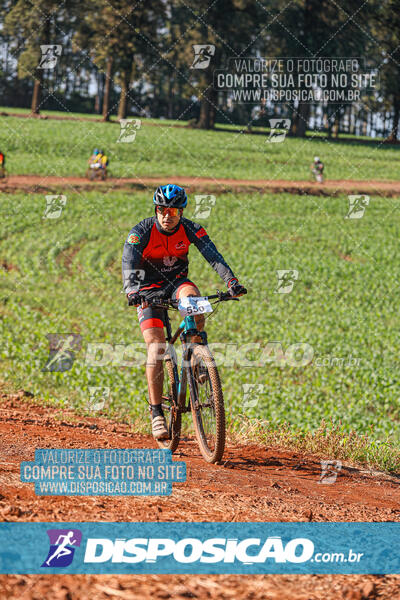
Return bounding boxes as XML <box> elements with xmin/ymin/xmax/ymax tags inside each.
<box><xmin>0</xmin><ymin>522</ymin><xmax>399</xmax><ymax>574</ymax></box>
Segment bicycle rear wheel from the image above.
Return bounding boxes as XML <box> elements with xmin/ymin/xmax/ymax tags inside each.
<box><xmin>156</xmin><ymin>356</ymin><xmax>181</xmax><ymax>453</ymax></box>
<box><xmin>188</xmin><ymin>344</ymin><xmax>225</xmax><ymax>463</ymax></box>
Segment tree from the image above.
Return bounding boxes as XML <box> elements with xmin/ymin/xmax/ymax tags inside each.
<box><xmin>263</xmin><ymin>0</ymin><xmax>372</xmax><ymax>137</ymax></box>
<box><xmin>4</xmin><ymin>0</ymin><xmax>74</xmax><ymax>114</ymax></box>
<box><xmin>74</xmin><ymin>0</ymin><xmax>164</xmax><ymax>121</ymax></box>
<box><xmin>173</xmin><ymin>0</ymin><xmax>263</xmax><ymax>129</ymax></box>
<box><xmin>371</xmin><ymin>0</ymin><xmax>400</xmax><ymax>140</ymax></box>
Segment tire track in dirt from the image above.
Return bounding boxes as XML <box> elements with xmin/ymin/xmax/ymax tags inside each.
<box><xmin>0</xmin><ymin>395</ymin><xmax>399</xmax><ymax>598</ymax></box>
<box><xmin>2</xmin><ymin>174</ymin><xmax>400</xmax><ymax>196</ymax></box>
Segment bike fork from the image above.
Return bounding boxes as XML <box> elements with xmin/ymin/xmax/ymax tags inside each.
<box><xmin>176</xmin><ymin>315</ymin><xmax>208</xmax><ymax>412</ymax></box>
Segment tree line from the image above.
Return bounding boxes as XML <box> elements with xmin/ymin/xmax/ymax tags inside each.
<box><xmin>1</xmin><ymin>0</ymin><xmax>400</xmax><ymax>139</ymax></box>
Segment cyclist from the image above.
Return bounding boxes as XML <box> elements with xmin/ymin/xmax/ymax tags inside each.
<box><xmin>89</xmin><ymin>148</ymin><xmax>101</xmax><ymax>168</ymax></box>
<box><xmin>122</xmin><ymin>184</ymin><xmax>247</xmax><ymax>440</ymax></box>
<box><xmin>88</xmin><ymin>148</ymin><xmax>108</xmax><ymax>171</ymax></box>
<box><xmin>310</xmin><ymin>156</ymin><xmax>324</xmax><ymax>180</ymax></box>
<box><xmin>0</xmin><ymin>150</ymin><xmax>5</xmax><ymax>177</ymax></box>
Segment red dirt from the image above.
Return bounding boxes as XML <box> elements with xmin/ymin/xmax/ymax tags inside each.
<box><xmin>2</xmin><ymin>174</ymin><xmax>400</xmax><ymax>196</ymax></box>
<box><xmin>0</xmin><ymin>394</ymin><xmax>399</xmax><ymax>598</ymax></box>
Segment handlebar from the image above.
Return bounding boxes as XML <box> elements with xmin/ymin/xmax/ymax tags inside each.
<box><xmin>133</xmin><ymin>289</ymin><xmax>245</xmax><ymax>309</ymax></box>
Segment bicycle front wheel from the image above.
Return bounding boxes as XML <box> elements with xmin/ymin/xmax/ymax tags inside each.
<box><xmin>156</xmin><ymin>356</ymin><xmax>181</xmax><ymax>453</ymax></box>
<box><xmin>189</xmin><ymin>344</ymin><xmax>225</xmax><ymax>463</ymax></box>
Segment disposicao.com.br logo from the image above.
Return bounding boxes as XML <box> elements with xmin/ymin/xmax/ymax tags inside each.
<box><xmin>83</xmin><ymin>536</ymin><xmax>314</xmax><ymax>564</ymax></box>
<box><xmin>35</xmin><ymin>528</ymin><xmax>366</xmax><ymax>573</ymax></box>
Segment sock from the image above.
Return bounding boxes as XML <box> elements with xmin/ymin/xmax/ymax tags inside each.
<box><xmin>151</xmin><ymin>404</ymin><xmax>164</xmax><ymax>417</ymax></box>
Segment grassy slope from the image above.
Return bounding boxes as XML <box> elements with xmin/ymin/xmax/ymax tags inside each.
<box><xmin>0</xmin><ymin>110</ymin><xmax>399</xmax><ymax>180</ymax></box>
<box><xmin>1</xmin><ymin>190</ymin><xmax>400</xmax><ymax>470</ymax></box>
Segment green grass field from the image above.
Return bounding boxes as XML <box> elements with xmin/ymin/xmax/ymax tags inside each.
<box><xmin>0</xmin><ymin>108</ymin><xmax>399</xmax><ymax>181</ymax></box>
<box><xmin>1</xmin><ymin>111</ymin><xmax>399</xmax><ymax>470</ymax></box>
<box><xmin>1</xmin><ymin>187</ymin><xmax>400</xmax><ymax>468</ymax></box>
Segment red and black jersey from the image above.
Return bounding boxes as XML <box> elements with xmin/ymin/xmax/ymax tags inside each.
<box><xmin>122</xmin><ymin>216</ymin><xmax>237</xmax><ymax>294</ymax></box>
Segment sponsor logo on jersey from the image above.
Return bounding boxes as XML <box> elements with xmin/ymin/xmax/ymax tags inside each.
<box><xmin>175</xmin><ymin>241</ymin><xmax>187</xmax><ymax>250</ymax></box>
<box><xmin>127</xmin><ymin>233</ymin><xmax>140</xmax><ymax>245</ymax></box>
<box><xmin>163</xmin><ymin>256</ymin><xmax>178</xmax><ymax>267</ymax></box>
<box><xmin>195</xmin><ymin>227</ymin><xmax>207</xmax><ymax>239</ymax></box>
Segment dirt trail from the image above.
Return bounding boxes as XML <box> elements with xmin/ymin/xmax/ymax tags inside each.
<box><xmin>0</xmin><ymin>395</ymin><xmax>399</xmax><ymax>598</ymax></box>
<box><xmin>2</xmin><ymin>173</ymin><xmax>400</xmax><ymax>196</ymax></box>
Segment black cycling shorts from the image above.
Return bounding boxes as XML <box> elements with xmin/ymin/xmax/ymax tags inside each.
<box><xmin>137</xmin><ymin>278</ymin><xmax>200</xmax><ymax>332</ymax></box>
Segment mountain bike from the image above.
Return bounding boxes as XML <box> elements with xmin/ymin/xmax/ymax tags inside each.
<box><xmin>141</xmin><ymin>291</ymin><xmax>243</xmax><ymax>463</ymax></box>
<box><xmin>311</xmin><ymin>168</ymin><xmax>324</xmax><ymax>183</ymax></box>
<box><xmin>86</xmin><ymin>165</ymin><xmax>107</xmax><ymax>181</ymax></box>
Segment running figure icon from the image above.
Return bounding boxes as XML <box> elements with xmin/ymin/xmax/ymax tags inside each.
<box><xmin>45</xmin><ymin>531</ymin><xmax>77</xmax><ymax>566</ymax></box>
<box><xmin>41</xmin><ymin>529</ymin><xmax>82</xmax><ymax>568</ymax></box>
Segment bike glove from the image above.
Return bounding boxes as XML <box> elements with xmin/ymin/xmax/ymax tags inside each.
<box><xmin>227</xmin><ymin>278</ymin><xmax>247</xmax><ymax>297</ymax></box>
<box><xmin>127</xmin><ymin>292</ymin><xmax>141</xmax><ymax>306</ymax></box>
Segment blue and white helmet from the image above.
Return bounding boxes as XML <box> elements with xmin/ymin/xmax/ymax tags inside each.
<box><xmin>153</xmin><ymin>184</ymin><xmax>187</xmax><ymax>208</ymax></box>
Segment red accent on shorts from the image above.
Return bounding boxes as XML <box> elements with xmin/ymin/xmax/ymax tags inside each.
<box><xmin>195</xmin><ymin>227</ymin><xmax>207</xmax><ymax>238</ymax></box>
<box><xmin>140</xmin><ymin>318</ymin><xmax>164</xmax><ymax>331</ymax></box>
<box><xmin>175</xmin><ymin>281</ymin><xmax>200</xmax><ymax>299</ymax></box>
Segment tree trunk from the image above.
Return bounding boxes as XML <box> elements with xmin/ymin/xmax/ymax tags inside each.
<box><xmin>31</xmin><ymin>15</ymin><xmax>51</xmax><ymax>115</ymax></box>
<box><xmin>197</xmin><ymin>83</ymin><xmax>218</xmax><ymax>129</ymax></box>
<box><xmin>31</xmin><ymin>75</ymin><xmax>42</xmax><ymax>114</ymax></box>
<box><xmin>102</xmin><ymin>57</ymin><xmax>113</xmax><ymax>122</ymax></box>
<box><xmin>117</xmin><ymin>76</ymin><xmax>129</xmax><ymax>120</ymax></box>
<box><xmin>98</xmin><ymin>72</ymin><xmax>105</xmax><ymax>114</ymax></box>
<box><xmin>291</xmin><ymin>102</ymin><xmax>310</xmax><ymax>137</ymax></box>
<box><xmin>197</xmin><ymin>61</ymin><xmax>218</xmax><ymax>130</ymax></box>
<box><xmin>367</xmin><ymin>109</ymin><xmax>372</xmax><ymax>138</ymax></box>
<box><xmin>362</xmin><ymin>112</ymin><xmax>367</xmax><ymax>136</ymax></box>
<box><xmin>388</xmin><ymin>95</ymin><xmax>400</xmax><ymax>142</ymax></box>
<box><xmin>349</xmin><ymin>105</ymin><xmax>355</xmax><ymax>135</ymax></box>
<box><xmin>333</xmin><ymin>111</ymin><xmax>341</xmax><ymax>138</ymax></box>
<box><xmin>167</xmin><ymin>77</ymin><xmax>174</xmax><ymax>119</ymax></box>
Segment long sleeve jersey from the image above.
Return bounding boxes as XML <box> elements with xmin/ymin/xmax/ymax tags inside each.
<box><xmin>122</xmin><ymin>216</ymin><xmax>237</xmax><ymax>294</ymax></box>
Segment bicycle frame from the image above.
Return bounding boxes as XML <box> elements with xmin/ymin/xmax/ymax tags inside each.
<box><xmin>163</xmin><ymin>312</ymin><xmax>207</xmax><ymax>414</ymax></box>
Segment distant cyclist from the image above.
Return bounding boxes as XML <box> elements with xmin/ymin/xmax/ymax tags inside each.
<box><xmin>310</xmin><ymin>156</ymin><xmax>324</xmax><ymax>182</ymax></box>
<box><xmin>0</xmin><ymin>150</ymin><xmax>6</xmax><ymax>179</ymax></box>
<box><xmin>122</xmin><ymin>184</ymin><xmax>247</xmax><ymax>440</ymax></box>
<box><xmin>89</xmin><ymin>148</ymin><xmax>100</xmax><ymax>168</ymax></box>
<box><xmin>88</xmin><ymin>148</ymin><xmax>108</xmax><ymax>171</ymax></box>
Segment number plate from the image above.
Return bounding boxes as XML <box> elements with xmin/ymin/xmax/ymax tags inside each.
<box><xmin>177</xmin><ymin>296</ymin><xmax>213</xmax><ymax>316</ymax></box>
